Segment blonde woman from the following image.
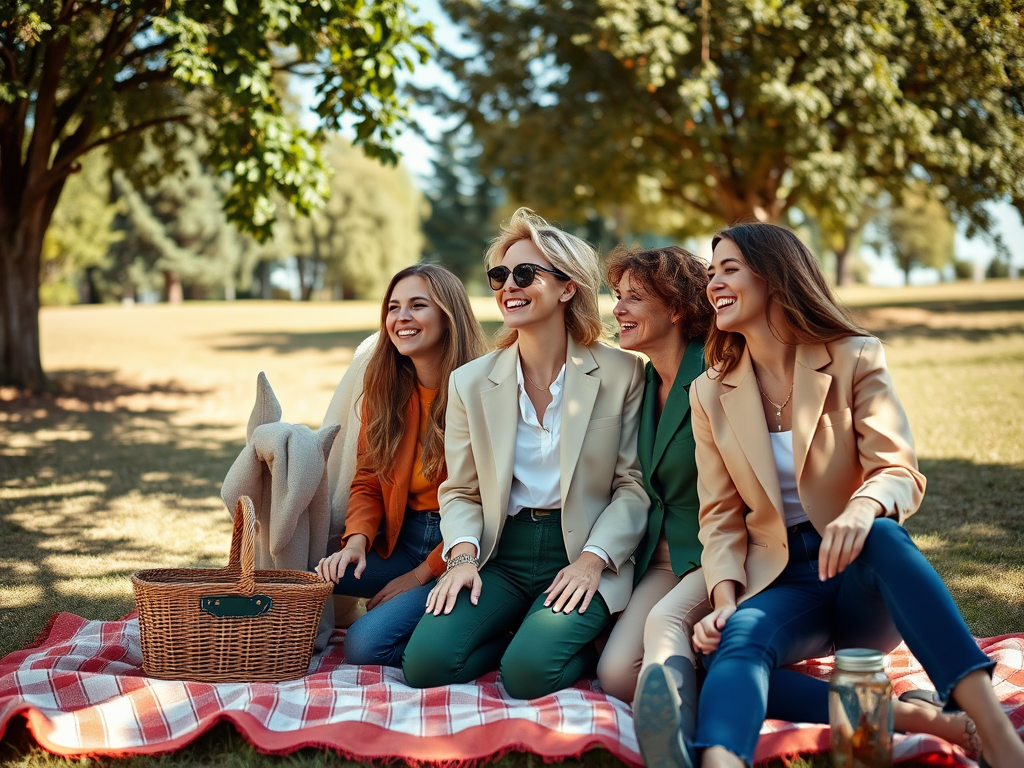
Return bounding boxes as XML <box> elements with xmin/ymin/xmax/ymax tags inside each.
<box><xmin>402</xmin><ymin>209</ymin><xmax>649</xmax><ymax>699</ymax></box>
<box><xmin>316</xmin><ymin>264</ymin><xmax>486</xmax><ymax>666</ymax></box>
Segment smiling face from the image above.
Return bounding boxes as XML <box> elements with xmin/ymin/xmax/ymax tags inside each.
<box><xmin>384</xmin><ymin>274</ymin><xmax>447</xmax><ymax>364</ymax></box>
<box><xmin>493</xmin><ymin>238</ymin><xmax>575</xmax><ymax>332</ymax></box>
<box><xmin>706</xmin><ymin>237</ymin><xmax>769</xmax><ymax>335</ymax></box>
<box><xmin>612</xmin><ymin>269</ymin><xmax>678</xmax><ymax>354</ymax></box>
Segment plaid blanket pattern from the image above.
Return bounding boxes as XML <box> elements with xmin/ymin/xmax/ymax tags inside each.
<box><xmin>1</xmin><ymin>613</ymin><xmax>1022</xmax><ymax>766</ymax></box>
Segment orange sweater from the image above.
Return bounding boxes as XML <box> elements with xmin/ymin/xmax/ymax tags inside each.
<box><xmin>341</xmin><ymin>387</ymin><xmax>446</xmax><ymax>578</ymax></box>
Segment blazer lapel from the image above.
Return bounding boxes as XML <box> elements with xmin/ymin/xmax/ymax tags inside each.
<box><xmin>720</xmin><ymin>348</ymin><xmax>784</xmax><ymax>518</ymax></box>
<box><xmin>481</xmin><ymin>343</ymin><xmax>520</xmax><ymax>519</ymax></box>
<box><xmin>560</xmin><ymin>335</ymin><xmax>599</xmax><ymax>505</ymax></box>
<box><xmin>637</xmin><ymin>364</ymin><xmax>656</xmax><ymax>474</ymax></box>
<box><xmin>792</xmin><ymin>343</ymin><xmax>832</xmax><ymax>482</ymax></box>
<box><xmin>650</xmin><ymin>341</ymin><xmax>704</xmax><ymax>472</ymax></box>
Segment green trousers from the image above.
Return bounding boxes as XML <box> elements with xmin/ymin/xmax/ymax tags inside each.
<box><xmin>402</xmin><ymin>510</ymin><xmax>611</xmax><ymax>700</ymax></box>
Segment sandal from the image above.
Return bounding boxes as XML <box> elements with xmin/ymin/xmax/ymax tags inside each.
<box><xmin>898</xmin><ymin>688</ymin><xmax>981</xmax><ymax>753</ymax></box>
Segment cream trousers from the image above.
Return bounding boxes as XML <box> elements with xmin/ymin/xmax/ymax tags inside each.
<box><xmin>597</xmin><ymin>534</ymin><xmax>711</xmax><ymax>704</ymax></box>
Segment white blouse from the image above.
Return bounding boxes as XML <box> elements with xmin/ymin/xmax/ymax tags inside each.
<box><xmin>769</xmin><ymin>430</ymin><xmax>810</xmax><ymax>527</ymax></box>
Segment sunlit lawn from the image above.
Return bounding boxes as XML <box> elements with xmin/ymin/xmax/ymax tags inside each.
<box><xmin>2</xmin><ymin>281</ymin><xmax>1022</xmax><ymax>768</ymax></box>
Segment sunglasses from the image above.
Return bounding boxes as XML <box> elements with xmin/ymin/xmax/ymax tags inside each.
<box><xmin>487</xmin><ymin>263</ymin><xmax>571</xmax><ymax>291</ymax></box>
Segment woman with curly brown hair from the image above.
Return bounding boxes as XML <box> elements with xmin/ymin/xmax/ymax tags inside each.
<box><xmin>596</xmin><ymin>246</ymin><xmax>713</xmax><ymax>723</ymax></box>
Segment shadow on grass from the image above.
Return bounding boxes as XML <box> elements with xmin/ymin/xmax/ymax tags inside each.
<box><xmin>870</xmin><ymin>322</ymin><xmax>1024</xmax><ymax>344</ymax></box>
<box><xmin>0</xmin><ymin>372</ymin><xmax>242</xmax><ymax>656</ymax></box>
<box><xmin>907</xmin><ymin>458</ymin><xmax>1024</xmax><ymax>637</ymax></box>
<box><xmin>852</xmin><ymin>297</ymin><xmax>1024</xmax><ymax>314</ymax></box>
<box><xmin>207</xmin><ymin>329</ymin><xmax>377</xmax><ymax>355</ymax></box>
<box><xmin>207</xmin><ymin>321</ymin><xmax>507</xmax><ymax>357</ymax></box>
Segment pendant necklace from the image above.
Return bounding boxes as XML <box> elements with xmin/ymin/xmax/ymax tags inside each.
<box><xmin>755</xmin><ymin>375</ymin><xmax>793</xmax><ymax>432</ymax></box>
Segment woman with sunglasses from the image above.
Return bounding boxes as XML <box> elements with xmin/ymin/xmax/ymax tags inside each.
<box><xmin>315</xmin><ymin>264</ymin><xmax>486</xmax><ymax>666</ymax></box>
<box><xmin>402</xmin><ymin>208</ymin><xmax>649</xmax><ymax>699</ymax></box>
<box><xmin>637</xmin><ymin>223</ymin><xmax>1024</xmax><ymax>768</ymax></box>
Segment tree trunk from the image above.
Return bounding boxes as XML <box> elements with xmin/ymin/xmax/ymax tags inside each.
<box><xmin>164</xmin><ymin>270</ymin><xmax>183</xmax><ymax>303</ymax></box>
<box><xmin>834</xmin><ymin>245</ymin><xmax>851</xmax><ymax>286</ymax></box>
<box><xmin>0</xmin><ymin>213</ymin><xmax>48</xmax><ymax>391</ymax></box>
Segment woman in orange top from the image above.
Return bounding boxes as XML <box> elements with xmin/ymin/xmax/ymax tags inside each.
<box><xmin>316</xmin><ymin>264</ymin><xmax>486</xmax><ymax>666</ymax></box>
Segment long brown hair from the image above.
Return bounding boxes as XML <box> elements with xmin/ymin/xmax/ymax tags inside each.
<box><xmin>361</xmin><ymin>264</ymin><xmax>487</xmax><ymax>484</ymax></box>
<box><xmin>485</xmin><ymin>208</ymin><xmax>605</xmax><ymax>349</ymax></box>
<box><xmin>606</xmin><ymin>244</ymin><xmax>714</xmax><ymax>342</ymax></box>
<box><xmin>706</xmin><ymin>223</ymin><xmax>867</xmax><ymax>377</ymax></box>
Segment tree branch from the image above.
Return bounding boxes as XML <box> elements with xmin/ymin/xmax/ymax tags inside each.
<box><xmin>53</xmin><ymin>4</ymin><xmax>159</xmax><ymax>138</ymax></box>
<box><xmin>82</xmin><ymin>113</ymin><xmax>190</xmax><ymax>154</ymax></box>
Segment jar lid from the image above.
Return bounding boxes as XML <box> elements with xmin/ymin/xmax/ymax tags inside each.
<box><xmin>834</xmin><ymin>648</ymin><xmax>885</xmax><ymax>672</ymax></box>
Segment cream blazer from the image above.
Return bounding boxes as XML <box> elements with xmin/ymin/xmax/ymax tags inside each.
<box><xmin>438</xmin><ymin>334</ymin><xmax>650</xmax><ymax>613</ymax></box>
<box><xmin>689</xmin><ymin>335</ymin><xmax>927</xmax><ymax>606</ymax></box>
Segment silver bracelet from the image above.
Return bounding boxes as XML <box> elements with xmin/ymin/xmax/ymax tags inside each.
<box><xmin>446</xmin><ymin>553</ymin><xmax>480</xmax><ymax>572</ymax></box>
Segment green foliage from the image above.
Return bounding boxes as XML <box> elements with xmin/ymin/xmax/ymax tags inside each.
<box><xmin>435</xmin><ymin>0</ymin><xmax>1024</xmax><ymax>241</ymax></box>
<box><xmin>876</xmin><ymin>182</ymin><xmax>957</xmax><ymax>283</ymax></box>
<box><xmin>1</xmin><ymin>0</ymin><xmax>431</xmax><ymax>239</ymax></box>
<box><xmin>421</xmin><ymin>131</ymin><xmax>503</xmax><ymax>288</ymax></box>
<box><xmin>40</xmin><ymin>152</ymin><xmax>123</xmax><ymax>305</ymax></box>
<box><xmin>104</xmin><ymin>126</ymin><xmax>280</xmax><ymax>302</ymax></box>
<box><xmin>284</xmin><ymin>137</ymin><xmax>426</xmax><ymax>300</ymax></box>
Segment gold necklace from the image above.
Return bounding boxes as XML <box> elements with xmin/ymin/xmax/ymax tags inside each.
<box><xmin>523</xmin><ymin>367</ymin><xmax>554</xmax><ymax>392</ymax></box>
<box><xmin>755</xmin><ymin>375</ymin><xmax>793</xmax><ymax>432</ymax></box>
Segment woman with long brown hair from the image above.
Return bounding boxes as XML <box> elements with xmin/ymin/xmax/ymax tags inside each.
<box><xmin>635</xmin><ymin>222</ymin><xmax>1024</xmax><ymax>768</ymax></box>
<box><xmin>316</xmin><ymin>263</ymin><xmax>486</xmax><ymax>666</ymax></box>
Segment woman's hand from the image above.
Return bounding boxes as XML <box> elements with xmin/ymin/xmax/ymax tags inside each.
<box><xmin>425</xmin><ymin>563</ymin><xmax>481</xmax><ymax>615</ymax></box>
<box><xmin>693</xmin><ymin>580</ymin><xmax>739</xmax><ymax>654</ymax></box>
<box><xmin>367</xmin><ymin>565</ymin><xmax>430</xmax><ymax>609</ymax></box>
<box><xmin>692</xmin><ymin>605</ymin><xmax>737</xmax><ymax>654</ymax></box>
<box><xmin>315</xmin><ymin>534</ymin><xmax>368</xmax><ymax>583</ymax></box>
<box><xmin>818</xmin><ymin>497</ymin><xmax>884</xmax><ymax>581</ymax></box>
<box><xmin>544</xmin><ymin>551</ymin><xmax>604</xmax><ymax>614</ymax></box>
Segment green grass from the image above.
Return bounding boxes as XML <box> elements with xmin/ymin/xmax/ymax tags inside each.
<box><xmin>2</xmin><ymin>282</ymin><xmax>1023</xmax><ymax>767</ymax></box>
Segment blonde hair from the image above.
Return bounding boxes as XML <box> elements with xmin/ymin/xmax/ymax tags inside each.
<box><xmin>485</xmin><ymin>208</ymin><xmax>604</xmax><ymax>349</ymax></box>
<box><xmin>362</xmin><ymin>264</ymin><xmax>487</xmax><ymax>484</ymax></box>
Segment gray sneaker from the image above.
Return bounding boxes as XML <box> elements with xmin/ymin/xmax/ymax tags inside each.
<box><xmin>634</xmin><ymin>663</ymin><xmax>695</xmax><ymax>768</ymax></box>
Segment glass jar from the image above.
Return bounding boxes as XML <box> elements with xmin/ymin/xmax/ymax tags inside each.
<box><xmin>829</xmin><ymin>648</ymin><xmax>893</xmax><ymax>768</ymax></box>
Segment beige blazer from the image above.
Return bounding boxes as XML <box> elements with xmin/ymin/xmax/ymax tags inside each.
<box><xmin>689</xmin><ymin>335</ymin><xmax>926</xmax><ymax>606</ymax></box>
<box><xmin>438</xmin><ymin>334</ymin><xmax>650</xmax><ymax>613</ymax></box>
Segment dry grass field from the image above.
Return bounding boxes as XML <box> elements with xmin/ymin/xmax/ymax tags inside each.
<box><xmin>1</xmin><ymin>281</ymin><xmax>1022</xmax><ymax>768</ymax></box>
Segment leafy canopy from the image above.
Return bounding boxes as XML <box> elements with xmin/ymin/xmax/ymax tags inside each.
<box><xmin>435</xmin><ymin>0</ymin><xmax>1024</xmax><ymax>239</ymax></box>
<box><xmin>0</xmin><ymin>0</ymin><xmax>432</xmax><ymax>238</ymax></box>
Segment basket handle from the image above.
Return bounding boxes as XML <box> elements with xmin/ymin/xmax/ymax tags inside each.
<box><xmin>228</xmin><ymin>496</ymin><xmax>258</xmax><ymax>595</ymax></box>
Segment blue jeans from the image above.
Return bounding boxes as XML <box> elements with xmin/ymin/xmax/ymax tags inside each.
<box><xmin>330</xmin><ymin>510</ymin><xmax>441</xmax><ymax>667</ymax></box>
<box><xmin>696</xmin><ymin>518</ymin><xmax>994</xmax><ymax>765</ymax></box>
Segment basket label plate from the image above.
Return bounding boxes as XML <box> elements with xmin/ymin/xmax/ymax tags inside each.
<box><xmin>199</xmin><ymin>594</ymin><xmax>273</xmax><ymax>618</ymax></box>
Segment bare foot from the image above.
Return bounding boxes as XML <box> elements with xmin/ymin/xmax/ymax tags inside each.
<box><xmin>895</xmin><ymin>697</ymin><xmax>981</xmax><ymax>752</ymax></box>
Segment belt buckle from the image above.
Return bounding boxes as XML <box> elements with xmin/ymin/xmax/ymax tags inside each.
<box><xmin>530</xmin><ymin>508</ymin><xmax>551</xmax><ymax>521</ymax></box>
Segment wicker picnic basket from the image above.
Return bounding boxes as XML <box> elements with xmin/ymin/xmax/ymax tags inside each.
<box><xmin>131</xmin><ymin>495</ymin><xmax>333</xmax><ymax>682</ymax></box>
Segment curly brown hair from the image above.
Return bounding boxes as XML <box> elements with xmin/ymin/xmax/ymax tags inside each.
<box><xmin>606</xmin><ymin>244</ymin><xmax>714</xmax><ymax>342</ymax></box>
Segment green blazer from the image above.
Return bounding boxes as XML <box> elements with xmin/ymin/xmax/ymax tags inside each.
<box><xmin>633</xmin><ymin>341</ymin><xmax>705</xmax><ymax>581</ymax></box>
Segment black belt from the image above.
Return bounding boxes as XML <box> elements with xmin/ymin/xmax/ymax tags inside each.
<box><xmin>787</xmin><ymin>520</ymin><xmax>817</xmax><ymax>535</ymax></box>
<box><xmin>514</xmin><ymin>507</ymin><xmax>561</xmax><ymax>522</ymax></box>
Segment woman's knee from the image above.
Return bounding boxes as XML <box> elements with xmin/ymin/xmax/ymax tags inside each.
<box><xmin>401</xmin><ymin>620</ymin><xmax>461</xmax><ymax>688</ymax></box>
<box><xmin>860</xmin><ymin>515</ymin><xmax>913</xmax><ymax>559</ymax></box>
<box><xmin>596</xmin><ymin>654</ymin><xmax>637</xmax><ymax>703</ymax></box>
<box><xmin>500</xmin><ymin>649</ymin><xmax>560</xmax><ymax>700</ymax></box>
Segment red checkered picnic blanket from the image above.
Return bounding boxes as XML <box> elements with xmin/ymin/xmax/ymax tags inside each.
<box><xmin>1</xmin><ymin>613</ymin><xmax>1022</xmax><ymax>766</ymax></box>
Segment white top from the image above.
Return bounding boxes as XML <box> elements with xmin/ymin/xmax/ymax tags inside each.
<box><xmin>769</xmin><ymin>430</ymin><xmax>810</xmax><ymax>527</ymax></box>
<box><xmin>507</xmin><ymin>356</ymin><xmax>565</xmax><ymax>515</ymax></box>
<box><xmin>445</xmin><ymin>355</ymin><xmax>609</xmax><ymax>566</ymax></box>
